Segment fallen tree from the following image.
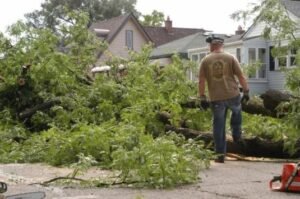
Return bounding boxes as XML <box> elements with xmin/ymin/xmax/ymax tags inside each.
<box><xmin>241</xmin><ymin>100</ymin><xmax>273</xmax><ymax>117</ymax></box>
<box><xmin>182</xmin><ymin>89</ymin><xmax>294</xmax><ymax>118</ymax></box>
<box><xmin>260</xmin><ymin>89</ymin><xmax>292</xmax><ymax>112</ymax></box>
<box><xmin>157</xmin><ymin>112</ymin><xmax>299</xmax><ymax>159</ymax></box>
<box><xmin>18</xmin><ymin>99</ymin><xmax>61</xmax><ymax>119</ymax></box>
<box><xmin>165</xmin><ymin>124</ymin><xmax>299</xmax><ymax>159</ymax></box>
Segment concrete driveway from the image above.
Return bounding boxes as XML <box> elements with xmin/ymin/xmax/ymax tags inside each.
<box><xmin>1</xmin><ymin>160</ymin><xmax>300</xmax><ymax>199</ymax></box>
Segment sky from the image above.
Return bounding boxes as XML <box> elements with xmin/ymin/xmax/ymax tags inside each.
<box><xmin>0</xmin><ymin>0</ymin><xmax>258</xmax><ymax>35</ymax></box>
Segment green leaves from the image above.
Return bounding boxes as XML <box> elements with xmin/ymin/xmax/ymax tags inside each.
<box><xmin>25</xmin><ymin>0</ymin><xmax>139</xmax><ymax>30</ymax></box>
<box><xmin>111</xmin><ymin>131</ymin><xmax>212</xmax><ymax>188</ymax></box>
<box><xmin>0</xmin><ymin>28</ymin><xmax>214</xmax><ymax>187</ymax></box>
<box><xmin>140</xmin><ymin>10</ymin><xmax>165</xmax><ymax>27</ymax></box>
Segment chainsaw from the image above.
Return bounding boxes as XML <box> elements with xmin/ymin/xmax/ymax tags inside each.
<box><xmin>270</xmin><ymin>162</ymin><xmax>300</xmax><ymax>192</ymax></box>
<box><xmin>0</xmin><ymin>181</ymin><xmax>45</xmax><ymax>199</ymax></box>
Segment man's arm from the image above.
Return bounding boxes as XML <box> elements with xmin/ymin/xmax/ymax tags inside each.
<box><xmin>231</xmin><ymin>56</ymin><xmax>249</xmax><ymax>92</ymax></box>
<box><xmin>237</xmin><ymin>74</ymin><xmax>249</xmax><ymax>92</ymax></box>
<box><xmin>238</xmin><ymin>73</ymin><xmax>250</xmax><ymax>103</ymax></box>
<box><xmin>198</xmin><ymin>66</ymin><xmax>206</xmax><ymax>96</ymax></box>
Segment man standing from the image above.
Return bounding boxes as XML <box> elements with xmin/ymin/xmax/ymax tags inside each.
<box><xmin>198</xmin><ymin>35</ymin><xmax>249</xmax><ymax>163</ymax></box>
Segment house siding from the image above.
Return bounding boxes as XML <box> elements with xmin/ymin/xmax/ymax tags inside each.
<box><xmin>268</xmin><ymin>71</ymin><xmax>286</xmax><ymax>91</ymax></box>
<box><xmin>224</xmin><ymin>44</ymin><xmax>243</xmax><ymax>60</ymax></box>
<box><xmin>248</xmin><ymin>80</ymin><xmax>268</xmax><ymax>95</ymax></box>
<box><xmin>98</xmin><ymin>19</ymin><xmax>149</xmax><ymax>63</ymax></box>
<box><xmin>243</xmin><ymin>21</ymin><xmax>267</xmax><ymax>39</ymax></box>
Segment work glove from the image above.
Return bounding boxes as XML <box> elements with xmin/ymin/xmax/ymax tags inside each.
<box><xmin>0</xmin><ymin>182</ymin><xmax>7</xmax><ymax>193</ymax></box>
<box><xmin>241</xmin><ymin>90</ymin><xmax>250</xmax><ymax>103</ymax></box>
<box><xmin>199</xmin><ymin>95</ymin><xmax>210</xmax><ymax>109</ymax></box>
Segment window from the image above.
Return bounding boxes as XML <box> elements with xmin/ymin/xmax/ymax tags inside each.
<box><xmin>274</xmin><ymin>48</ymin><xmax>297</xmax><ymax>69</ymax></box>
<box><xmin>289</xmin><ymin>48</ymin><xmax>297</xmax><ymax>67</ymax></box>
<box><xmin>247</xmin><ymin>48</ymin><xmax>266</xmax><ymax>79</ymax></box>
<box><xmin>236</xmin><ymin>48</ymin><xmax>241</xmax><ymax>63</ymax></box>
<box><xmin>190</xmin><ymin>53</ymin><xmax>207</xmax><ymax>63</ymax></box>
<box><xmin>258</xmin><ymin>48</ymin><xmax>266</xmax><ymax>78</ymax></box>
<box><xmin>191</xmin><ymin>54</ymin><xmax>199</xmax><ymax>62</ymax></box>
<box><xmin>248</xmin><ymin>48</ymin><xmax>256</xmax><ymax>63</ymax></box>
<box><xmin>276</xmin><ymin>57</ymin><xmax>287</xmax><ymax>68</ymax></box>
<box><xmin>189</xmin><ymin>54</ymin><xmax>199</xmax><ymax>81</ymax></box>
<box><xmin>269</xmin><ymin>46</ymin><xmax>275</xmax><ymax>71</ymax></box>
<box><xmin>125</xmin><ymin>30</ymin><xmax>133</xmax><ymax>50</ymax></box>
<box><xmin>188</xmin><ymin>53</ymin><xmax>207</xmax><ymax>81</ymax></box>
<box><xmin>199</xmin><ymin>53</ymin><xmax>207</xmax><ymax>61</ymax></box>
<box><xmin>248</xmin><ymin>48</ymin><xmax>256</xmax><ymax>78</ymax></box>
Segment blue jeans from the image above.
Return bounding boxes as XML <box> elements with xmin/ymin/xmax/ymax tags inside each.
<box><xmin>211</xmin><ymin>95</ymin><xmax>242</xmax><ymax>155</ymax></box>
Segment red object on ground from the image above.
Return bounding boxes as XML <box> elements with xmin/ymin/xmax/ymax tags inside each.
<box><xmin>270</xmin><ymin>163</ymin><xmax>300</xmax><ymax>192</ymax></box>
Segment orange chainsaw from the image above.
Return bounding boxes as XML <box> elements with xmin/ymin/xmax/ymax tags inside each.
<box><xmin>270</xmin><ymin>162</ymin><xmax>300</xmax><ymax>192</ymax></box>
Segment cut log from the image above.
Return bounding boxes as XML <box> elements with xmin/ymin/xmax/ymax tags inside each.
<box><xmin>241</xmin><ymin>100</ymin><xmax>274</xmax><ymax>117</ymax></box>
<box><xmin>156</xmin><ymin>111</ymin><xmax>172</xmax><ymax>125</ymax></box>
<box><xmin>260</xmin><ymin>89</ymin><xmax>292</xmax><ymax>112</ymax></box>
<box><xmin>18</xmin><ymin>99</ymin><xmax>61</xmax><ymax>119</ymax></box>
<box><xmin>165</xmin><ymin>125</ymin><xmax>299</xmax><ymax>158</ymax></box>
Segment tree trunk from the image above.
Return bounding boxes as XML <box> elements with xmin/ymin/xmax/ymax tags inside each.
<box><xmin>241</xmin><ymin>100</ymin><xmax>274</xmax><ymax>117</ymax></box>
<box><xmin>165</xmin><ymin>125</ymin><xmax>299</xmax><ymax>158</ymax></box>
<box><xmin>18</xmin><ymin>99</ymin><xmax>61</xmax><ymax>119</ymax></box>
<box><xmin>260</xmin><ymin>89</ymin><xmax>292</xmax><ymax>111</ymax></box>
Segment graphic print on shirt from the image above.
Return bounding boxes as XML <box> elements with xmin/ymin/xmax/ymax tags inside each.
<box><xmin>210</xmin><ymin>60</ymin><xmax>225</xmax><ymax>81</ymax></box>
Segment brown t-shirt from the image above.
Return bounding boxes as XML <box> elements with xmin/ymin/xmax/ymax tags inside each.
<box><xmin>199</xmin><ymin>52</ymin><xmax>243</xmax><ymax>101</ymax></box>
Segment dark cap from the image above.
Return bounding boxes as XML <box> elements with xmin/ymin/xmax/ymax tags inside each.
<box><xmin>205</xmin><ymin>35</ymin><xmax>224</xmax><ymax>44</ymax></box>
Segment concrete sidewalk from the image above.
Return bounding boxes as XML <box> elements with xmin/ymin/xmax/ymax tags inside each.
<box><xmin>1</xmin><ymin>160</ymin><xmax>300</xmax><ymax>199</ymax></box>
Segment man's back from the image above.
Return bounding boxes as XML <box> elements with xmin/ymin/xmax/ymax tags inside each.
<box><xmin>200</xmin><ymin>52</ymin><xmax>242</xmax><ymax>101</ymax></box>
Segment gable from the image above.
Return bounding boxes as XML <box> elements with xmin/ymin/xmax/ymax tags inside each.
<box><xmin>91</xmin><ymin>13</ymin><xmax>152</xmax><ymax>63</ymax></box>
<box><xmin>109</xmin><ymin>19</ymin><xmax>150</xmax><ymax>55</ymax></box>
<box><xmin>96</xmin><ymin>17</ymin><xmax>151</xmax><ymax>63</ymax></box>
<box><xmin>244</xmin><ymin>0</ymin><xmax>300</xmax><ymax>39</ymax></box>
<box><xmin>243</xmin><ymin>21</ymin><xmax>268</xmax><ymax>39</ymax></box>
<box><xmin>90</xmin><ymin>13</ymin><xmax>152</xmax><ymax>44</ymax></box>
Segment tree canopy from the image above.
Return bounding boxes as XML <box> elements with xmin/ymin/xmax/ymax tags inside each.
<box><xmin>25</xmin><ymin>0</ymin><xmax>140</xmax><ymax>30</ymax></box>
<box><xmin>140</xmin><ymin>10</ymin><xmax>165</xmax><ymax>27</ymax></box>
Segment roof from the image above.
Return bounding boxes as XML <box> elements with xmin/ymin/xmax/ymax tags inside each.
<box><xmin>150</xmin><ymin>32</ymin><xmax>208</xmax><ymax>58</ymax></box>
<box><xmin>151</xmin><ymin>33</ymin><xmax>236</xmax><ymax>59</ymax></box>
<box><xmin>224</xmin><ymin>34</ymin><xmax>243</xmax><ymax>43</ymax></box>
<box><xmin>242</xmin><ymin>0</ymin><xmax>300</xmax><ymax>40</ymax></box>
<box><xmin>282</xmin><ymin>0</ymin><xmax>300</xmax><ymax>18</ymax></box>
<box><xmin>90</xmin><ymin>13</ymin><xmax>152</xmax><ymax>44</ymax></box>
<box><xmin>144</xmin><ymin>26</ymin><xmax>206</xmax><ymax>47</ymax></box>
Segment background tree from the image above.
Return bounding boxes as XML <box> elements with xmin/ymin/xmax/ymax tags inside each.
<box><xmin>140</xmin><ymin>10</ymin><xmax>165</xmax><ymax>27</ymax></box>
<box><xmin>25</xmin><ymin>0</ymin><xmax>140</xmax><ymax>30</ymax></box>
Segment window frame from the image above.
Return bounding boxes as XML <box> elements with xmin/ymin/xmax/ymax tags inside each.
<box><xmin>125</xmin><ymin>30</ymin><xmax>133</xmax><ymax>50</ymax></box>
<box><xmin>274</xmin><ymin>49</ymin><xmax>297</xmax><ymax>69</ymax></box>
<box><xmin>188</xmin><ymin>52</ymin><xmax>208</xmax><ymax>81</ymax></box>
<box><xmin>247</xmin><ymin>47</ymin><xmax>267</xmax><ymax>79</ymax></box>
<box><xmin>236</xmin><ymin>48</ymin><xmax>241</xmax><ymax>63</ymax></box>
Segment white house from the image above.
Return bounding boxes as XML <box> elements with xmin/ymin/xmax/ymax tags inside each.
<box><xmin>187</xmin><ymin>0</ymin><xmax>300</xmax><ymax>95</ymax></box>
